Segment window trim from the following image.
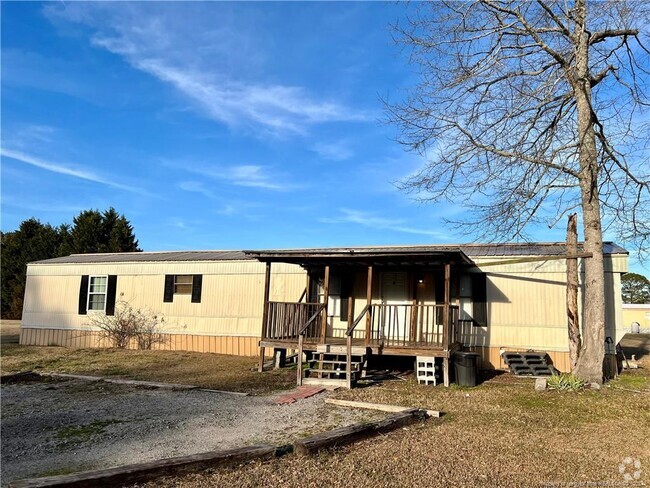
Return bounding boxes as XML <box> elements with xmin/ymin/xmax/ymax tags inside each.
<box><xmin>87</xmin><ymin>275</ymin><xmax>108</xmax><ymax>313</ymax></box>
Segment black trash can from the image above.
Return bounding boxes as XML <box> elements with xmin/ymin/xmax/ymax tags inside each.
<box><xmin>453</xmin><ymin>351</ymin><xmax>480</xmax><ymax>387</ymax></box>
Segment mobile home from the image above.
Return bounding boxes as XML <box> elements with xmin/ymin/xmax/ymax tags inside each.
<box><xmin>20</xmin><ymin>243</ymin><xmax>628</xmax><ymax>384</ymax></box>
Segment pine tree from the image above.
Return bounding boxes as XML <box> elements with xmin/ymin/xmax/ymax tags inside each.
<box><xmin>1</xmin><ymin>209</ymin><xmax>140</xmax><ymax>319</ymax></box>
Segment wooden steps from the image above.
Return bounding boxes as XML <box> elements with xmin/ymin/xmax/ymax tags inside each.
<box><xmin>301</xmin><ymin>345</ymin><xmax>367</xmax><ymax>388</ymax></box>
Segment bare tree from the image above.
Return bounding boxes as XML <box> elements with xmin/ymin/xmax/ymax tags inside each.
<box><xmin>389</xmin><ymin>0</ymin><xmax>649</xmax><ymax>383</ymax></box>
<box><xmin>566</xmin><ymin>214</ymin><xmax>581</xmax><ymax>370</ymax></box>
<box><xmin>88</xmin><ymin>300</ymin><xmax>168</xmax><ymax>350</ymax></box>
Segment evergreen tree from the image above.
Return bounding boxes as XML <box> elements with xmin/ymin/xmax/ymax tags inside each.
<box><xmin>1</xmin><ymin>208</ymin><xmax>140</xmax><ymax>319</ymax></box>
<box><xmin>622</xmin><ymin>273</ymin><xmax>650</xmax><ymax>304</ymax></box>
<box><xmin>1</xmin><ymin>219</ymin><xmax>66</xmax><ymax>319</ymax></box>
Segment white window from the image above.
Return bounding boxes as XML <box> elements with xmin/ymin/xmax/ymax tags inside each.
<box><xmin>173</xmin><ymin>275</ymin><xmax>193</xmax><ymax>295</ymax></box>
<box><xmin>320</xmin><ymin>276</ymin><xmax>342</xmax><ymax>317</ymax></box>
<box><xmin>87</xmin><ymin>275</ymin><xmax>108</xmax><ymax>312</ymax></box>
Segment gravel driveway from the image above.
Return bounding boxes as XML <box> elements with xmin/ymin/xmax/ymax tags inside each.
<box><xmin>1</xmin><ymin>376</ymin><xmax>376</xmax><ymax>484</ymax></box>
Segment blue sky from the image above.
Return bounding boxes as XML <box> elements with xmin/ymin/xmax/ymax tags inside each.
<box><xmin>1</xmin><ymin>2</ymin><xmax>647</xmax><ymax>274</ymax></box>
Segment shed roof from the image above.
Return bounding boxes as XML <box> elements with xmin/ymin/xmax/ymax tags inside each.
<box><xmin>31</xmin><ymin>242</ymin><xmax>627</xmax><ymax>265</ymax></box>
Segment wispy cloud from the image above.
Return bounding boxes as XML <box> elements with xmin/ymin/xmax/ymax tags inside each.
<box><xmin>178</xmin><ymin>180</ymin><xmax>215</xmax><ymax>199</ymax></box>
<box><xmin>45</xmin><ymin>3</ymin><xmax>371</xmax><ymax>136</ymax></box>
<box><xmin>166</xmin><ymin>160</ymin><xmax>298</xmax><ymax>191</ymax></box>
<box><xmin>321</xmin><ymin>208</ymin><xmax>447</xmax><ymax>237</ymax></box>
<box><xmin>311</xmin><ymin>140</ymin><xmax>354</xmax><ymax>161</ymax></box>
<box><xmin>1</xmin><ymin>196</ymin><xmax>87</xmax><ymax>215</ymax></box>
<box><xmin>1</xmin><ymin>148</ymin><xmax>146</xmax><ymax>194</ymax></box>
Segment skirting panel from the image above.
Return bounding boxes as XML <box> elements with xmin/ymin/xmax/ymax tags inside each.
<box><xmin>19</xmin><ymin>328</ymin><xmax>264</xmax><ymax>357</ymax></box>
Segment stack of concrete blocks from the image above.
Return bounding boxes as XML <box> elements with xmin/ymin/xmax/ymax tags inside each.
<box><xmin>416</xmin><ymin>356</ymin><xmax>439</xmax><ymax>386</ymax></box>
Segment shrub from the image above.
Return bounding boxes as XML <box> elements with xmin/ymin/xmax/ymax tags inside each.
<box><xmin>88</xmin><ymin>300</ymin><xmax>167</xmax><ymax>349</ymax></box>
<box><xmin>547</xmin><ymin>373</ymin><xmax>586</xmax><ymax>391</ymax></box>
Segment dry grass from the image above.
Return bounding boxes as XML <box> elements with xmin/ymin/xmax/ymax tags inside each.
<box><xmin>142</xmin><ymin>369</ymin><xmax>650</xmax><ymax>488</ymax></box>
<box><xmin>0</xmin><ymin>319</ymin><xmax>21</xmax><ymax>344</ymax></box>
<box><xmin>0</xmin><ymin>345</ymin><xmax>295</xmax><ymax>394</ymax></box>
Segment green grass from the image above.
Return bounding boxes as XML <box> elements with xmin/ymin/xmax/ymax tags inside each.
<box><xmin>55</xmin><ymin>419</ymin><xmax>122</xmax><ymax>444</ymax></box>
<box><xmin>611</xmin><ymin>370</ymin><xmax>650</xmax><ymax>390</ymax></box>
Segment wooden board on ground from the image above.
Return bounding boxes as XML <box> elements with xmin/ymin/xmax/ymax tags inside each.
<box><xmin>294</xmin><ymin>409</ymin><xmax>426</xmax><ymax>456</ymax></box>
<box><xmin>8</xmin><ymin>445</ymin><xmax>277</xmax><ymax>488</ymax></box>
<box><xmin>325</xmin><ymin>398</ymin><xmax>441</xmax><ymax>418</ymax></box>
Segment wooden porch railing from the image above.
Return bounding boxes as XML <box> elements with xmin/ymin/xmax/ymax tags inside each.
<box><xmin>263</xmin><ymin>301</ymin><xmax>323</xmax><ymax>342</ymax></box>
<box><xmin>367</xmin><ymin>304</ymin><xmax>459</xmax><ymax>349</ymax></box>
<box><xmin>264</xmin><ymin>301</ymin><xmax>460</xmax><ymax>350</ymax></box>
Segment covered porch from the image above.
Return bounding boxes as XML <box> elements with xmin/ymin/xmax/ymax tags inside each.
<box><xmin>246</xmin><ymin>246</ymin><xmax>483</xmax><ymax>387</ymax></box>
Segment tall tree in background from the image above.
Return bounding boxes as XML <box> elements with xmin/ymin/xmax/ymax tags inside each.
<box><xmin>69</xmin><ymin>208</ymin><xmax>140</xmax><ymax>254</ymax></box>
<box><xmin>1</xmin><ymin>219</ymin><xmax>68</xmax><ymax>319</ymax></box>
<box><xmin>389</xmin><ymin>1</ymin><xmax>649</xmax><ymax>383</ymax></box>
<box><xmin>622</xmin><ymin>273</ymin><xmax>650</xmax><ymax>304</ymax></box>
<box><xmin>1</xmin><ymin>208</ymin><xmax>140</xmax><ymax>319</ymax></box>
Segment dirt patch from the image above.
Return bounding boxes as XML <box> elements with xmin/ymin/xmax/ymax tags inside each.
<box><xmin>1</xmin><ymin>376</ymin><xmax>381</xmax><ymax>484</ymax></box>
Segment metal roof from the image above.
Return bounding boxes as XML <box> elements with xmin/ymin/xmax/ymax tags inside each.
<box><xmin>33</xmin><ymin>250</ymin><xmax>249</xmax><ymax>265</ymax></box>
<box><xmin>245</xmin><ymin>242</ymin><xmax>628</xmax><ymax>257</ymax></box>
<box><xmin>30</xmin><ymin>242</ymin><xmax>627</xmax><ymax>265</ymax></box>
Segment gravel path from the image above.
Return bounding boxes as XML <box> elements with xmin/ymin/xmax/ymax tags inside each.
<box><xmin>1</xmin><ymin>377</ymin><xmax>378</xmax><ymax>484</ymax></box>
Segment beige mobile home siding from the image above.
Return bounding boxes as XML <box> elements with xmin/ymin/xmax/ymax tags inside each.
<box><xmin>460</xmin><ymin>254</ymin><xmax>627</xmax><ymax>370</ymax></box>
<box><xmin>622</xmin><ymin>304</ymin><xmax>650</xmax><ymax>332</ymax></box>
<box><xmin>21</xmin><ymin>260</ymin><xmax>304</xmax><ymax>355</ymax></box>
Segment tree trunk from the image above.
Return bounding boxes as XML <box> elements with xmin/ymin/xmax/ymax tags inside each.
<box><xmin>571</xmin><ymin>0</ymin><xmax>606</xmax><ymax>384</ymax></box>
<box><xmin>566</xmin><ymin>214</ymin><xmax>582</xmax><ymax>370</ymax></box>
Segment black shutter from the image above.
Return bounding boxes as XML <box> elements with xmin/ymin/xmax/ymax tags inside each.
<box><xmin>78</xmin><ymin>275</ymin><xmax>89</xmax><ymax>315</ymax></box>
<box><xmin>191</xmin><ymin>274</ymin><xmax>203</xmax><ymax>303</ymax></box>
<box><xmin>471</xmin><ymin>273</ymin><xmax>488</xmax><ymax>327</ymax></box>
<box><xmin>164</xmin><ymin>275</ymin><xmax>174</xmax><ymax>303</ymax></box>
<box><xmin>106</xmin><ymin>275</ymin><xmax>118</xmax><ymax>316</ymax></box>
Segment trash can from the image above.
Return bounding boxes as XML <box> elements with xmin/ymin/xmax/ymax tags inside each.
<box><xmin>631</xmin><ymin>322</ymin><xmax>641</xmax><ymax>334</ymax></box>
<box><xmin>454</xmin><ymin>351</ymin><xmax>480</xmax><ymax>387</ymax></box>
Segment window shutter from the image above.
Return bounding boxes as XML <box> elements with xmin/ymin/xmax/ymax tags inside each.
<box><xmin>106</xmin><ymin>275</ymin><xmax>118</xmax><ymax>316</ymax></box>
<box><xmin>164</xmin><ymin>275</ymin><xmax>174</xmax><ymax>303</ymax></box>
<box><xmin>471</xmin><ymin>273</ymin><xmax>488</xmax><ymax>327</ymax></box>
<box><xmin>191</xmin><ymin>274</ymin><xmax>203</xmax><ymax>303</ymax></box>
<box><xmin>78</xmin><ymin>275</ymin><xmax>89</xmax><ymax>315</ymax></box>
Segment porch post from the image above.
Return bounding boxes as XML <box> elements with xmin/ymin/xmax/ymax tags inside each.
<box><xmin>305</xmin><ymin>271</ymin><xmax>311</xmax><ymax>302</ymax></box>
<box><xmin>365</xmin><ymin>265</ymin><xmax>373</xmax><ymax>346</ymax></box>
<box><xmin>320</xmin><ymin>265</ymin><xmax>330</xmax><ymax>343</ymax></box>
<box><xmin>258</xmin><ymin>261</ymin><xmax>272</xmax><ymax>372</ymax></box>
<box><xmin>443</xmin><ymin>263</ymin><xmax>451</xmax><ymax>350</ymax></box>
<box><xmin>443</xmin><ymin>262</ymin><xmax>451</xmax><ymax>387</ymax></box>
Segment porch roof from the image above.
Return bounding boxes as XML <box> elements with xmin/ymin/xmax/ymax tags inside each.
<box><xmin>243</xmin><ymin>245</ymin><xmax>475</xmax><ymax>268</ymax></box>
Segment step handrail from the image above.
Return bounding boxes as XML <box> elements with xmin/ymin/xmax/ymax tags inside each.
<box><xmin>298</xmin><ymin>303</ymin><xmax>327</xmax><ymax>336</ymax></box>
<box><xmin>296</xmin><ymin>303</ymin><xmax>327</xmax><ymax>387</ymax></box>
<box><xmin>344</xmin><ymin>302</ymin><xmax>372</xmax><ymax>389</ymax></box>
<box><xmin>345</xmin><ymin>304</ymin><xmax>372</xmax><ymax>337</ymax></box>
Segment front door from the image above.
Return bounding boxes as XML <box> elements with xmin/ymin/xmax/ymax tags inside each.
<box><xmin>381</xmin><ymin>272</ymin><xmax>410</xmax><ymax>344</ymax></box>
